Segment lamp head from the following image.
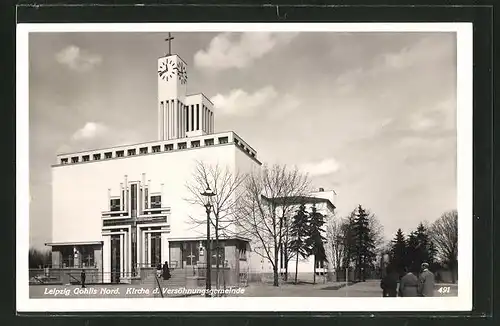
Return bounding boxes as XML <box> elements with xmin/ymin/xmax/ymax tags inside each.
<box><xmin>200</xmin><ymin>185</ymin><xmax>216</xmax><ymax>198</ymax></box>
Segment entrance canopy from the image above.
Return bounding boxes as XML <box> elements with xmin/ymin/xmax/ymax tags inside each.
<box><xmin>45</xmin><ymin>241</ymin><xmax>103</xmax><ymax>247</ymax></box>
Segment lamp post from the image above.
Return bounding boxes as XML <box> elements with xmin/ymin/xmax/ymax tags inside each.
<box><xmin>201</xmin><ymin>186</ymin><xmax>216</xmax><ymax>297</ymax></box>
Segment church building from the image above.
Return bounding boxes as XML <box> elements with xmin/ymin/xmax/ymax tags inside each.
<box><xmin>46</xmin><ymin>37</ymin><xmax>261</xmax><ymax>284</ymax></box>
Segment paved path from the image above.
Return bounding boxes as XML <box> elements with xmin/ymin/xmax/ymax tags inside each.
<box><xmin>243</xmin><ymin>280</ymin><xmax>458</xmax><ymax>297</ymax></box>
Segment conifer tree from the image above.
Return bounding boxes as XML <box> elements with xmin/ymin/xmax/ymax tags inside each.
<box><xmin>351</xmin><ymin>205</ymin><xmax>376</xmax><ymax>281</ymax></box>
<box><xmin>406</xmin><ymin>231</ymin><xmax>419</xmax><ymax>272</ymax></box>
<box><xmin>406</xmin><ymin>223</ymin><xmax>435</xmax><ymax>272</ymax></box>
<box><xmin>306</xmin><ymin>204</ymin><xmax>327</xmax><ymax>284</ymax></box>
<box><xmin>389</xmin><ymin>228</ymin><xmax>407</xmax><ymax>277</ymax></box>
<box><xmin>288</xmin><ymin>204</ymin><xmax>310</xmax><ymax>284</ymax></box>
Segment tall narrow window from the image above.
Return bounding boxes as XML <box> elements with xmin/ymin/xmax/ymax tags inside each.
<box><xmin>185</xmin><ymin>105</ymin><xmax>189</xmax><ymax>132</ymax></box>
<box><xmin>196</xmin><ymin>105</ymin><xmax>200</xmax><ymax>130</ymax></box>
<box><xmin>145</xmin><ymin>188</ymin><xmax>149</xmax><ymax>209</ymax></box>
<box><xmin>160</xmin><ymin>101</ymin><xmax>164</xmax><ymax>139</ymax></box>
<box><xmin>171</xmin><ymin>100</ymin><xmax>175</xmax><ymax>138</ymax></box>
<box><xmin>167</xmin><ymin>101</ymin><xmax>170</xmax><ymax>139</ymax></box>
<box><xmin>177</xmin><ymin>101</ymin><xmax>181</xmax><ymax>138</ymax></box>
<box><xmin>191</xmin><ymin>105</ymin><xmax>195</xmax><ymax>132</ymax></box>
<box><xmin>205</xmin><ymin>106</ymin><xmax>208</xmax><ymax>132</ymax></box>
<box><xmin>211</xmin><ymin>111</ymin><xmax>214</xmax><ymax>133</ymax></box>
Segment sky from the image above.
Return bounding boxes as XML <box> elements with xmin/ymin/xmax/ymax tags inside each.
<box><xmin>29</xmin><ymin>31</ymin><xmax>457</xmax><ymax>249</ymax></box>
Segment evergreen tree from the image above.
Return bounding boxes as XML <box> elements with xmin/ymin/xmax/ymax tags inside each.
<box><xmin>288</xmin><ymin>204</ymin><xmax>310</xmax><ymax>284</ymax></box>
<box><xmin>406</xmin><ymin>223</ymin><xmax>434</xmax><ymax>273</ymax></box>
<box><xmin>428</xmin><ymin>241</ymin><xmax>438</xmax><ymax>266</ymax></box>
<box><xmin>351</xmin><ymin>205</ymin><xmax>376</xmax><ymax>282</ymax></box>
<box><xmin>306</xmin><ymin>204</ymin><xmax>327</xmax><ymax>284</ymax></box>
<box><xmin>389</xmin><ymin>229</ymin><xmax>407</xmax><ymax>277</ymax></box>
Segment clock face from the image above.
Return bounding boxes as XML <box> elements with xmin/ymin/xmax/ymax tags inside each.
<box><xmin>176</xmin><ymin>61</ymin><xmax>188</xmax><ymax>85</ymax></box>
<box><xmin>158</xmin><ymin>58</ymin><xmax>177</xmax><ymax>81</ymax></box>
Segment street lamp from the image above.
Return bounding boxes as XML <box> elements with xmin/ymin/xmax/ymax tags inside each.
<box><xmin>201</xmin><ymin>185</ymin><xmax>216</xmax><ymax>297</ymax></box>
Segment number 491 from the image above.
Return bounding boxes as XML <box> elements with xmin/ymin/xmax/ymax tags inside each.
<box><xmin>438</xmin><ymin>286</ymin><xmax>451</xmax><ymax>294</ymax></box>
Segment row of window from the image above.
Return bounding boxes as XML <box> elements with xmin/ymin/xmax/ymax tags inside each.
<box><xmin>109</xmin><ymin>195</ymin><xmax>162</xmax><ymax>212</ymax></box>
<box><xmin>60</xmin><ymin>136</ymin><xmax>234</xmax><ymax>165</ymax></box>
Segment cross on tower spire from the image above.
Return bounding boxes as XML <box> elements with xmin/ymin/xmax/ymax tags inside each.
<box><xmin>164</xmin><ymin>32</ymin><xmax>175</xmax><ymax>56</ymax></box>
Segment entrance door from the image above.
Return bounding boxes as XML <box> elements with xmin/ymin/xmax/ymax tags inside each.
<box><xmin>110</xmin><ymin>235</ymin><xmax>121</xmax><ymax>283</ymax></box>
<box><xmin>150</xmin><ymin>233</ymin><xmax>162</xmax><ymax>268</ymax></box>
<box><xmin>182</xmin><ymin>242</ymin><xmax>199</xmax><ymax>268</ymax></box>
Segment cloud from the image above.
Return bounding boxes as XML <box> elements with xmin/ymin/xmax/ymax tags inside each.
<box><xmin>211</xmin><ymin>86</ymin><xmax>300</xmax><ymax>118</ymax></box>
<box><xmin>299</xmin><ymin>158</ymin><xmax>341</xmax><ymax>177</ymax></box>
<box><xmin>194</xmin><ymin>32</ymin><xmax>298</xmax><ymax>71</ymax></box>
<box><xmin>71</xmin><ymin>122</ymin><xmax>107</xmax><ymax>141</ymax></box>
<box><xmin>56</xmin><ymin>45</ymin><xmax>102</xmax><ymax>72</ymax></box>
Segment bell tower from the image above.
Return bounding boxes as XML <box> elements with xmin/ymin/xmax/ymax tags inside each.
<box><xmin>157</xmin><ymin>33</ymin><xmax>188</xmax><ymax>140</ymax></box>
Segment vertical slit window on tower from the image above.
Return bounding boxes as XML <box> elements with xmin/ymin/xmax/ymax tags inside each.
<box><xmin>185</xmin><ymin>105</ymin><xmax>189</xmax><ymax>132</ymax></box>
<box><xmin>191</xmin><ymin>105</ymin><xmax>194</xmax><ymax>131</ymax></box>
<box><xmin>196</xmin><ymin>105</ymin><xmax>200</xmax><ymax>130</ymax></box>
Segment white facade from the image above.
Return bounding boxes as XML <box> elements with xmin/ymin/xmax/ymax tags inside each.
<box><xmin>247</xmin><ymin>190</ymin><xmax>337</xmax><ymax>279</ymax></box>
<box><xmin>48</xmin><ymin>44</ymin><xmax>260</xmax><ymax>283</ymax></box>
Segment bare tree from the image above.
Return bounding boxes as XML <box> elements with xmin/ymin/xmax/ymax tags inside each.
<box><xmin>325</xmin><ymin>214</ymin><xmax>344</xmax><ymax>274</ymax></box>
<box><xmin>430</xmin><ymin>210</ymin><xmax>458</xmax><ymax>283</ymax></box>
<box><xmin>235</xmin><ymin>164</ymin><xmax>310</xmax><ymax>286</ymax></box>
<box><xmin>185</xmin><ymin>160</ymin><xmax>247</xmax><ymax>290</ymax></box>
<box><xmin>367</xmin><ymin>211</ymin><xmax>385</xmax><ymax>257</ymax></box>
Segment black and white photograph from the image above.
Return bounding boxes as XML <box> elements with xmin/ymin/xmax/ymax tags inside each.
<box><xmin>17</xmin><ymin>23</ymin><xmax>472</xmax><ymax>312</ymax></box>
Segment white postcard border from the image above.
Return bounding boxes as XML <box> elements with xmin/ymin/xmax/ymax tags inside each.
<box><xmin>16</xmin><ymin>22</ymin><xmax>473</xmax><ymax>312</ymax></box>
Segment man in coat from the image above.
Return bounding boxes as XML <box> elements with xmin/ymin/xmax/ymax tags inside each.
<box><xmin>398</xmin><ymin>267</ymin><xmax>419</xmax><ymax>297</ymax></box>
<box><xmin>418</xmin><ymin>262</ymin><xmax>435</xmax><ymax>297</ymax></box>
<box><xmin>380</xmin><ymin>265</ymin><xmax>399</xmax><ymax>297</ymax></box>
<box><xmin>80</xmin><ymin>269</ymin><xmax>86</xmax><ymax>288</ymax></box>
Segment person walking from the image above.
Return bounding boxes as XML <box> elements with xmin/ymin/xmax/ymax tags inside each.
<box><xmin>398</xmin><ymin>267</ymin><xmax>419</xmax><ymax>297</ymax></box>
<box><xmin>162</xmin><ymin>261</ymin><xmax>171</xmax><ymax>281</ymax></box>
<box><xmin>418</xmin><ymin>262</ymin><xmax>435</xmax><ymax>297</ymax></box>
<box><xmin>380</xmin><ymin>265</ymin><xmax>399</xmax><ymax>297</ymax></box>
<box><xmin>80</xmin><ymin>269</ymin><xmax>86</xmax><ymax>288</ymax></box>
<box><xmin>156</xmin><ymin>263</ymin><xmax>162</xmax><ymax>279</ymax></box>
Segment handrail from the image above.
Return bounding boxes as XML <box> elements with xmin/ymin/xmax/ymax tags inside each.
<box><xmin>154</xmin><ymin>275</ymin><xmax>164</xmax><ymax>298</ymax></box>
<box><xmin>68</xmin><ymin>273</ymin><xmax>82</xmax><ymax>284</ymax></box>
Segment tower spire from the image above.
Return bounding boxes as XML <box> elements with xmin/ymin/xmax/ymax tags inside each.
<box><xmin>164</xmin><ymin>33</ymin><xmax>175</xmax><ymax>56</ymax></box>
